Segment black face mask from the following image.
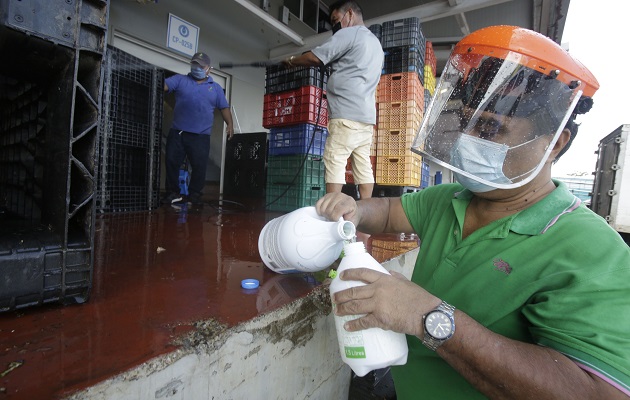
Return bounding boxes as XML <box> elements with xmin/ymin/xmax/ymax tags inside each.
<box><xmin>332</xmin><ymin>22</ymin><xmax>342</xmax><ymax>35</ymax></box>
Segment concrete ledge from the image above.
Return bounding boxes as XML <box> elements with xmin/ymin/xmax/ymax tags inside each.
<box><xmin>66</xmin><ymin>248</ymin><xmax>419</xmax><ymax>400</ymax></box>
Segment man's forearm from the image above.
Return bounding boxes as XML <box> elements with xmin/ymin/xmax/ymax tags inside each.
<box><xmin>438</xmin><ymin>311</ymin><xmax>625</xmax><ymax>399</ymax></box>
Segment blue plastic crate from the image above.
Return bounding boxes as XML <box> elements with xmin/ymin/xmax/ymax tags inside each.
<box><xmin>268</xmin><ymin>124</ymin><xmax>328</xmax><ymax>156</ymax></box>
<box><xmin>421</xmin><ymin>161</ymin><xmax>430</xmax><ymax>188</ymax></box>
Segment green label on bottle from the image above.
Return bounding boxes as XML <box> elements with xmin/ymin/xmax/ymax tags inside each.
<box><xmin>344</xmin><ymin>347</ymin><xmax>366</xmax><ymax>359</ymax></box>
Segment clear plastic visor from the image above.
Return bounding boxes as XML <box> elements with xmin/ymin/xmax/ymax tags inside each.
<box><xmin>412</xmin><ymin>52</ymin><xmax>581</xmax><ymax>191</ymax></box>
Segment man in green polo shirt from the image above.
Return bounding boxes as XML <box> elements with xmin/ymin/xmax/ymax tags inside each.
<box><xmin>316</xmin><ymin>26</ymin><xmax>630</xmax><ymax>399</ymax></box>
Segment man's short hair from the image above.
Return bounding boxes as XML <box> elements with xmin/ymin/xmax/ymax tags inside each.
<box><xmin>329</xmin><ymin>0</ymin><xmax>363</xmax><ymax>17</ymax></box>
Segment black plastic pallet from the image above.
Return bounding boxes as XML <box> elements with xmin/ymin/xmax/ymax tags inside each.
<box><xmin>0</xmin><ymin>3</ymin><xmax>108</xmax><ymax>310</ymax></box>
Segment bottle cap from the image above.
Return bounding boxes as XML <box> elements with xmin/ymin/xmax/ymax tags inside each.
<box><xmin>241</xmin><ymin>279</ymin><xmax>260</xmax><ymax>289</ymax></box>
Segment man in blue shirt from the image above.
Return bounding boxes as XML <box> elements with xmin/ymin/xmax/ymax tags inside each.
<box><xmin>162</xmin><ymin>52</ymin><xmax>234</xmax><ymax>205</ymax></box>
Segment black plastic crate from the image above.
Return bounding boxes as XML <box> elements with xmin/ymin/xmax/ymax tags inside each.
<box><xmin>381</xmin><ymin>17</ymin><xmax>426</xmax><ymax>50</ymax></box>
<box><xmin>372</xmin><ymin>184</ymin><xmax>420</xmax><ymax>198</ymax></box>
<box><xmin>225</xmin><ymin>132</ymin><xmax>268</xmax><ymax>163</ymax></box>
<box><xmin>0</xmin><ymin>23</ymin><xmax>107</xmax><ymax>311</ymax></box>
<box><xmin>368</xmin><ymin>24</ymin><xmax>382</xmax><ymax>42</ymax></box>
<box><xmin>223</xmin><ymin>132</ymin><xmax>268</xmax><ymax>199</ymax></box>
<box><xmin>383</xmin><ymin>46</ymin><xmax>426</xmax><ymax>85</ymax></box>
<box><xmin>0</xmin><ymin>231</ymin><xmax>91</xmax><ymax>312</ymax></box>
<box><xmin>265</xmin><ymin>65</ymin><xmax>328</xmax><ymax>94</ymax></box>
<box><xmin>223</xmin><ymin>163</ymin><xmax>267</xmax><ymax>198</ymax></box>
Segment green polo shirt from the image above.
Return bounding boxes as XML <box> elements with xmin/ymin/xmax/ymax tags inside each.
<box><xmin>392</xmin><ymin>181</ymin><xmax>630</xmax><ymax>399</ymax></box>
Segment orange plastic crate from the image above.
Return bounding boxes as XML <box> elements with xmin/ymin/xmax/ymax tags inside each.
<box><xmin>425</xmin><ymin>41</ymin><xmax>437</xmax><ymax>75</ymax></box>
<box><xmin>376</xmin><ymin>127</ymin><xmax>417</xmax><ymax>156</ymax></box>
<box><xmin>377</xmin><ymin>100</ymin><xmax>423</xmax><ymax>131</ymax></box>
<box><xmin>377</xmin><ymin>72</ymin><xmax>425</xmax><ymax>105</ymax></box>
<box><xmin>375</xmin><ymin>152</ymin><xmax>422</xmax><ymax>186</ymax></box>
<box><xmin>371</xmin><ymin>125</ymin><xmax>378</xmax><ymax>156</ymax></box>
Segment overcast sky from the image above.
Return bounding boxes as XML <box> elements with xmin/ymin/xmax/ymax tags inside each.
<box><xmin>552</xmin><ymin>0</ymin><xmax>630</xmax><ymax>176</ymax></box>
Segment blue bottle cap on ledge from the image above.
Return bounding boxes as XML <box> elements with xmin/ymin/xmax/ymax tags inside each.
<box><xmin>241</xmin><ymin>279</ymin><xmax>260</xmax><ymax>289</ymax></box>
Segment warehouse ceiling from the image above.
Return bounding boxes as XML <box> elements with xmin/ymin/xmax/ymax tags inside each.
<box><xmin>139</xmin><ymin>0</ymin><xmax>570</xmax><ymax>73</ymax></box>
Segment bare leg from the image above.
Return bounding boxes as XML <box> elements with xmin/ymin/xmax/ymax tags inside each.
<box><xmin>326</xmin><ymin>183</ymin><xmax>344</xmax><ymax>194</ymax></box>
<box><xmin>358</xmin><ymin>183</ymin><xmax>374</xmax><ymax>199</ymax></box>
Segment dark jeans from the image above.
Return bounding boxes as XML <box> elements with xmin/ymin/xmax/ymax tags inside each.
<box><xmin>165</xmin><ymin>128</ymin><xmax>211</xmax><ymax>196</ymax></box>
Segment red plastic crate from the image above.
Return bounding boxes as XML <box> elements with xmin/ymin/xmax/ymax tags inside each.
<box><xmin>345</xmin><ymin>156</ymin><xmax>376</xmax><ymax>184</ymax></box>
<box><xmin>263</xmin><ymin>85</ymin><xmax>328</xmax><ymax>128</ymax></box>
<box><xmin>377</xmin><ymin>72</ymin><xmax>425</xmax><ymax>106</ymax></box>
<box><xmin>377</xmin><ymin>100</ymin><xmax>423</xmax><ymax>131</ymax></box>
<box><xmin>375</xmin><ymin>153</ymin><xmax>422</xmax><ymax>186</ymax></box>
<box><xmin>425</xmin><ymin>41</ymin><xmax>437</xmax><ymax>75</ymax></box>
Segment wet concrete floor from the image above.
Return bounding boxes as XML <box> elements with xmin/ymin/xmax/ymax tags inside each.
<box><xmin>0</xmin><ymin>194</ymin><xmax>419</xmax><ymax>399</ymax></box>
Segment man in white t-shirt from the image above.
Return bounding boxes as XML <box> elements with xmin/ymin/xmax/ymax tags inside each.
<box><xmin>283</xmin><ymin>0</ymin><xmax>383</xmax><ymax>200</ymax></box>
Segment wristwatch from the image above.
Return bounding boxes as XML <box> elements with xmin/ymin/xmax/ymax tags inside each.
<box><xmin>422</xmin><ymin>301</ymin><xmax>456</xmax><ymax>351</ymax></box>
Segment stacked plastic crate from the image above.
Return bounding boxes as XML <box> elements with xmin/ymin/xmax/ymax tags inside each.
<box><xmin>262</xmin><ymin>65</ymin><xmax>329</xmax><ymax>212</ymax></box>
<box><xmin>420</xmin><ymin>41</ymin><xmax>438</xmax><ymax>188</ymax></box>
<box><xmin>375</xmin><ymin>17</ymin><xmax>426</xmax><ymax>193</ymax></box>
<box><xmin>0</xmin><ymin>0</ymin><xmax>109</xmax><ymax>311</ymax></box>
<box><xmin>223</xmin><ymin>132</ymin><xmax>268</xmax><ymax>198</ymax></box>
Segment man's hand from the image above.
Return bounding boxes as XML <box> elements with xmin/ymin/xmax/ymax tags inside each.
<box><xmin>316</xmin><ymin>192</ymin><xmax>359</xmax><ymax>225</ymax></box>
<box><xmin>226</xmin><ymin>125</ymin><xmax>234</xmax><ymax>140</ymax></box>
<box><xmin>332</xmin><ymin>268</ymin><xmax>440</xmax><ymax>337</ymax></box>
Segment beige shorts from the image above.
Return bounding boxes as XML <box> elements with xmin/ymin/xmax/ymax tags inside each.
<box><xmin>324</xmin><ymin>118</ymin><xmax>375</xmax><ymax>185</ymax></box>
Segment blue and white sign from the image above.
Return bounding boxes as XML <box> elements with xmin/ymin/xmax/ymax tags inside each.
<box><xmin>167</xmin><ymin>13</ymin><xmax>199</xmax><ymax>57</ymax></box>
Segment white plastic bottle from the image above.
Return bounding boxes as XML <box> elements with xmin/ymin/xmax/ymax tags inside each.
<box><xmin>329</xmin><ymin>241</ymin><xmax>408</xmax><ymax>377</ymax></box>
<box><xmin>258</xmin><ymin>206</ymin><xmax>356</xmax><ymax>274</ymax></box>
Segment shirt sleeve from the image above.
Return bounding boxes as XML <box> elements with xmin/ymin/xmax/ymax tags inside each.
<box><xmin>311</xmin><ymin>29</ymin><xmax>353</xmax><ymax>65</ymax></box>
<box><xmin>523</xmin><ymin>217</ymin><xmax>630</xmax><ymax>393</ymax></box>
<box><xmin>214</xmin><ymin>83</ymin><xmax>230</xmax><ymax>109</ymax></box>
<box><xmin>164</xmin><ymin>74</ymin><xmax>181</xmax><ymax>93</ymax></box>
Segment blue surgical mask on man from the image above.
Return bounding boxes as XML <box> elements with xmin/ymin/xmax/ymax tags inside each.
<box><xmin>450</xmin><ymin>134</ymin><xmax>541</xmax><ymax>193</ymax></box>
<box><xmin>190</xmin><ymin>66</ymin><xmax>207</xmax><ymax>80</ymax></box>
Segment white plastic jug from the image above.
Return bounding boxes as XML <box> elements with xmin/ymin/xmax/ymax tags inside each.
<box><xmin>329</xmin><ymin>241</ymin><xmax>409</xmax><ymax>377</ymax></box>
<box><xmin>258</xmin><ymin>206</ymin><xmax>356</xmax><ymax>274</ymax></box>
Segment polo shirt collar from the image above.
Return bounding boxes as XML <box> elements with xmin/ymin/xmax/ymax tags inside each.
<box><xmin>188</xmin><ymin>74</ymin><xmax>214</xmax><ymax>84</ymax></box>
<box><xmin>452</xmin><ymin>179</ymin><xmax>580</xmax><ymax>237</ymax></box>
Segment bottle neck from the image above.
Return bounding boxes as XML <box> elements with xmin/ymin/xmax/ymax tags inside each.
<box><xmin>343</xmin><ymin>241</ymin><xmax>366</xmax><ymax>256</ymax></box>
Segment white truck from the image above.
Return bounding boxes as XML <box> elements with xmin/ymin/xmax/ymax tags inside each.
<box><xmin>591</xmin><ymin>124</ymin><xmax>630</xmax><ymax>244</ymax></box>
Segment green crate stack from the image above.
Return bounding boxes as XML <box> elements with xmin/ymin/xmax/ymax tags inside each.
<box><xmin>265</xmin><ymin>155</ymin><xmax>325</xmax><ymax>212</ymax></box>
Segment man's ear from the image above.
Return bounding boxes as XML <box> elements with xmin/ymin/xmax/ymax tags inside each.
<box><xmin>550</xmin><ymin>128</ymin><xmax>571</xmax><ymax>161</ymax></box>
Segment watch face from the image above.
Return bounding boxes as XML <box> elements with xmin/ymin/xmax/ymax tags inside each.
<box><xmin>424</xmin><ymin>310</ymin><xmax>453</xmax><ymax>340</ymax></box>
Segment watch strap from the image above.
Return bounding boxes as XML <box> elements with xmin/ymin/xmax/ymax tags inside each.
<box><xmin>422</xmin><ymin>301</ymin><xmax>456</xmax><ymax>351</ymax></box>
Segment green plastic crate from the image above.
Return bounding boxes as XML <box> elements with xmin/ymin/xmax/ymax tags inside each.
<box><xmin>265</xmin><ymin>183</ymin><xmax>324</xmax><ymax>212</ymax></box>
<box><xmin>266</xmin><ymin>155</ymin><xmax>325</xmax><ymax>187</ymax></box>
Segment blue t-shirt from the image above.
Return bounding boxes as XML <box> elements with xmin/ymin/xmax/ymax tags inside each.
<box><xmin>165</xmin><ymin>74</ymin><xmax>230</xmax><ymax>135</ymax></box>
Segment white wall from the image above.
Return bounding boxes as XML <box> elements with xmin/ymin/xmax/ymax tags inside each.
<box><xmin>108</xmin><ymin>1</ymin><xmax>269</xmax><ymax>184</ymax></box>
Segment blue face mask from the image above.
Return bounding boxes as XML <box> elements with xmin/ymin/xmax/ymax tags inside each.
<box><xmin>190</xmin><ymin>66</ymin><xmax>207</xmax><ymax>80</ymax></box>
<box><xmin>450</xmin><ymin>134</ymin><xmax>540</xmax><ymax>193</ymax></box>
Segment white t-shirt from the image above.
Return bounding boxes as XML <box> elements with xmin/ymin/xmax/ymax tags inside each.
<box><xmin>312</xmin><ymin>25</ymin><xmax>383</xmax><ymax>124</ymax></box>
